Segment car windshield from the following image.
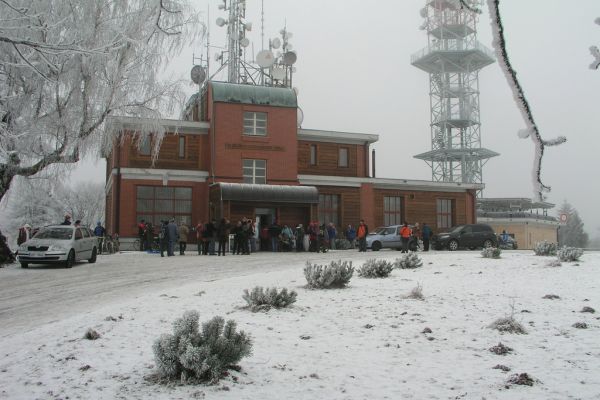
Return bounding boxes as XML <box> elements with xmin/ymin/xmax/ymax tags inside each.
<box><xmin>371</xmin><ymin>227</ymin><xmax>386</xmax><ymax>235</ymax></box>
<box><xmin>449</xmin><ymin>225</ymin><xmax>465</xmax><ymax>234</ymax></box>
<box><xmin>34</xmin><ymin>228</ymin><xmax>73</xmax><ymax>240</ymax></box>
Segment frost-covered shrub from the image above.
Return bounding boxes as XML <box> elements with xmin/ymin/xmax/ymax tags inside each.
<box><xmin>481</xmin><ymin>247</ymin><xmax>501</xmax><ymax>259</ymax></box>
<box><xmin>334</xmin><ymin>238</ymin><xmax>352</xmax><ymax>250</ymax></box>
<box><xmin>357</xmin><ymin>259</ymin><xmax>394</xmax><ymax>278</ymax></box>
<box><xmin>488</xmin><ymin>316</ymin><xmax>527</xmax><ymax>334</ymax></box>
<box><xmin>153</xmin><ymin>311</ymin><xmax>252</xmax><ymax>383</ymax></box>
<box><xmin>546</xmin><ymin>259</ymin><xmax>562</xmax><ymax>267</ymax></box>
<box><xmin>557</xmin><ymin>246</ymin><xmax>584</xmax><ymax>262</ymax></box>
<box><xmin>404</xmin><ymin>283</ymin><xmax>424</xmax><ymax>300</ymax></box>
<box><xmin>242</xmin><ymin>287</ymin><xmax>297</xmax><ymax>311</ymax></box>
<box><xmin>304</xmin><ymin>260</ymin><xmax>353</xmax><ymax>289</ymax></box>
<box><xmin>83</xmin><ymin>328</ymin><xmax>101</xmax><ymax>340</ymax></box>
<box><xmin>394</xmin><ymin>253</ymin><xmax>423</xmax><ymax>269</ymax></box>
<box><xmin>533</xmin><ymin>241</ymin><xmax>557</xmax><ymax>256</ymax></box>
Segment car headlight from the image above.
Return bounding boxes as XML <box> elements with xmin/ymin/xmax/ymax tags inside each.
<box><xmin>49</xmin><ymin>244</ymin><xmax>68</xmax><ymax>251</ymax></box>
<box><xmin>18</xmin><ymin>245</ymin><xmax>27</xmax><ymax>251</ymax></box>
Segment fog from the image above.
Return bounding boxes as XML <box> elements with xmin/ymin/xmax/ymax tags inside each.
<box><xmin>72</xmin><ymin>0</ymin><xmax>600</xmax><ymax>237</ymax></box>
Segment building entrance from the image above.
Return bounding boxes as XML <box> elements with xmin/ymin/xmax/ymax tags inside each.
<box><xmin>255</xmin><ymin>207</ymin><xmax>276</xmax><ymax>251</ymax></box>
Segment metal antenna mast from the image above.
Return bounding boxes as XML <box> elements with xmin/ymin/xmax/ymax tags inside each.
<box><xmin>412</xmin><ymin>0</ymin><xmax>498</xmax><ymax>189</ymax></box>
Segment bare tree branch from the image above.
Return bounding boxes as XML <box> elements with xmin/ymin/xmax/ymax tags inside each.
<box><xmin>486</xmin><ymin>0</ymin><xmax>566</xmax><ymax>202</ymax></box>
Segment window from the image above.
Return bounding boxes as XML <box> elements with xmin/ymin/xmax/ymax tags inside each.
<box><xmin>318</xmin><ymin>194</ymin><xmax>339</xmax><ymax>226</ymax></box>
<box><xmin>437</xmin><ymin>199</ymin><xmax>454</xmax><ymax>229</ymax></box>
<box><xmin>243</xmin><ymin>112</ymin><xmax>267</xmax><ymax>136</ymax></box>
<box><xmin>384</xmin><ymin>196</ymin><xmax>403</xmax><ymax>226</ymax></box>
<box><xmin>178</xmin><ymin>136</ymin><xmax>185</xmax><ymax>158</ymax></box>
<box><xmin>338</xmin><ymin>147</ymin><xmax>349</xmax><ymax>167</ymax></box>
<box><xmin>310</xmin><ymin>145</ymin><xmax>317</xmax><ymax>166</ymax></box>
<box><xmin>136</xmin><ymin>186</ymin><xmax>192</xmax><ymax>226</ymax></box>
<box><xmin>75</xmin><ymin>229</ymin><xmax>83</xmax><ymax>240</ymax></box>
<box><xmin>243</xmin><ymin>159</ymin><xmax>266</xmax><ymax>184</ymax></box>
<box><xmin>139</xmin><ymin>135</ymin><xmax>151</xmax><ymax>156</ymax></box>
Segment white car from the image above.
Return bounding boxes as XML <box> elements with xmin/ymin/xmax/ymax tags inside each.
<box><xmin>17</xmin><ymin>225</ymin><xmax>98</xmax><ymax>268</ymax></box>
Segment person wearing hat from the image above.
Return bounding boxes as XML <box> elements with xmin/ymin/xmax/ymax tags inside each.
<box><xmin>61</xmin><ymin>214</ymin><xmax>72</xmax><ymax>226</ymax></box>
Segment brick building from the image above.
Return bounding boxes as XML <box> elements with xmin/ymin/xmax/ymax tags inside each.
<box><xmin>104</xmin><ymin>81</ymin><xmax>480</xmax><ymax>247</ymax></box>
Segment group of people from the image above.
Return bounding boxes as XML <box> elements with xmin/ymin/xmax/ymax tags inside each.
<box><xmin>137</xmin><ymin>217</ymin><xmax>438</xmax><ymax>257</ymax></box>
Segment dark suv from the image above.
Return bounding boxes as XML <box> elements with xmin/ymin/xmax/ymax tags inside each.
<box><xmin>433</xmin><ymin>224</ymin><xmax>497</xmax><ymax>251</ymax></box>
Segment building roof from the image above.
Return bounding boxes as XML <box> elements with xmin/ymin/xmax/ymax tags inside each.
<box><xmin>210</xmin><ymin>81</ymin><xmax>297</xmax><ymax>108</ymax></box>
<box><xmin>298</xmin><ymin>129</ymin><xmax>379</xmax><ymax>145</ymax></box>
<box><xmin>215</xmin><ymin>183</ymin><xmax>319</xmax><ymax>204</ymax></box>
<box><xmin>478</xmin><ymin>198</ymin><xmax>555</xmax><ymax>211</ymax></box>
<box><xmin>107</xmin><ymin>116</ymin><xmax>209</xmax><ymax>135</ymax></box>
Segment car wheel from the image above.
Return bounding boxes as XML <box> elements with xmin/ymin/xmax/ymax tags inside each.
<box><xmin>88</xmin><ymin>247</ymin><xmax>97</xmax><ymax>263</ymax></box>
<box><xmin>448</xmin><ymin>240</ymin><xmax>459</xmax><ymax>251</ymax></box>
<box><xmin>65</xmin><ymin>250</ymin><xmax>75</xmax><ymax>268</ymax></box>
<box><xmin>20</xmin><ymin>262</ymin><xmax>28</xmax><ymax>268</ymax></box>
<box><xmin>483</xmin><ymin>239</ymin><xmax>494</xmax><ymax>249</ymax></box>
<box><xmin>371</xmin><ymin>241</ymin><xmax>381</xmax><ymax>252</ymax></box>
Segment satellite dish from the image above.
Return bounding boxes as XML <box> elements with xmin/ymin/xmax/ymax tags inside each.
<box><xmin>284</xmin><ymin>31</ymin><xmax>293</xmax><ymax>40</ymax></box>
<box><xmin>297</xmin><ymin>107</ymin><xmax>304</xmax><ymax>128</ymax></box>
<box><xmin>271</xmin><ymin>67</ymin><xmax>286</xmax><ymax>80</ymax></box>
<box><xmin>256</xmin><ymin>49</ymin><xmax>275</xmax><ymax>68</ymax></box>
<box><xmin>245</xmin><ymin>22</ymin><xmax>253</xmax><ymax>31</ymax></box>
<box><xmin>285</xmin><ymin>43</ymin><xmax>293</xmax><ymax>50</ymax></box>
<box><xmin>240</xmin><ymin>37</ymin><xmax>250</xmax><ymax>48</ymax></box>
<box><xmin>216</xmin><ymin>17</ymin><xmax>226</xmax><ymax>27</ymax></box>
<box><xmin>190</xmin><ymin>65</ymin><xmax>206</xmax><ymax>84</ymax></box>
<box><xmin>282</xmin><ymin>51</ymin><xmax>297</xmax><ymax>66</ymax></box>
<box><xmin>420</xmin><ymin>7</ymin><xmax>427</xmax><ymax>18</ymax></box>
<box><xmin>271</xmin><ymin>37</ymin><xmax>281</xmax><ymax>49</ymax></box>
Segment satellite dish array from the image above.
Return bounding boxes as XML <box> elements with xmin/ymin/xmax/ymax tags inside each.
<box><xmin>192</xmin><ymin>0</ymin><xmax>299</xmax><ymax>90</ymax></box>
<box><xmin>253</xmin><ymin>26</ymin><xmax>298</xmax><ymax>87</ymax></box>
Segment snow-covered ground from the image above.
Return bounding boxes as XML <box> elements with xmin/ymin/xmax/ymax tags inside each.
<box><xmin>1</xmin><ymin>250</ymin><xmax>599</xmax><ymax>399</ymax></box>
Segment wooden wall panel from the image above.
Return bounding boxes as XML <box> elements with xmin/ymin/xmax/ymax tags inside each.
<box><xmin>298</xmin><ymin>141</ymin><xmax>366</xmax><ymax>177</ymax></box>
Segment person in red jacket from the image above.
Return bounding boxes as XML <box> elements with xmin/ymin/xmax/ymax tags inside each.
<box><xmin>400</xmin><ymin>222</ymin><xmax>412</xmax><ymax>253</ymax></box>
<box><xmin>356</xmin><ymin>219</ymin><xmax>369</xmax><ymax>252</ymax></box>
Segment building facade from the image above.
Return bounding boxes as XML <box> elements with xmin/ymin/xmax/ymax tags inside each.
<box><xmin>104</xmin><ymin>81</ymin><xmax>481</xmax><ymax>247</ymax></box>
<box><xmin>477</xmin><ymin>198</ymin><xmax>559</xmax><ymax>249</ymax></box>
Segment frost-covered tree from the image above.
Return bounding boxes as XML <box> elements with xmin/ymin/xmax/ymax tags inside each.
<box><xmin>0</xmin><ymin>0</ymin><xmax>204</xmax><ymax>202</ymax></box>
<box><xmin>56</xmin><ymin>181</ymin><xmax>105</xmax><ymax>227</ymax></box>
<box><xmin>0</xmin><ymin>177</ymin><xmax>105</xmax><ymax>243</ymax></box>
<box><xmin>0</xmin><ymin>176</ymin><xmax>63</xmax><ymax>241</ymax></box>
<box><xmin>557</xmin><ymin>201</ymin><xmax>589</xmax><ymax>248</ymax></box>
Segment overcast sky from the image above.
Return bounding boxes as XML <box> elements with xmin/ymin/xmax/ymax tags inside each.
<box><xmin>72</xmin><ymin>0</ymin><xmax>600</xmax><ymax>236</ymax></box>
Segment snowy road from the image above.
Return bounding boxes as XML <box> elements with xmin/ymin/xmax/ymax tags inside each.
<box><xmin>0</xmin><ymin>250</ymin><xmax>380</xmax><ymax>337</ymax></box>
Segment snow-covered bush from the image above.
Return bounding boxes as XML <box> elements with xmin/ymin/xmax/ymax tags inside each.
<box><xmin>404</xmin><ymin>283</ymin><xmax>424</xmax><ymax>300</ymax></box>
<box><xmin>546</xmin><ymin>259</ymin><xmax>562</xmax><ymax>267</ymax></box>
<box><xmin>481</xmin><ymin>247</ymin><xmax>501</xmax><ymax>259</ymax></box>
<box><xmin>488</xmin><ymin>316</ymin><xmax>527</xmax><ymax>334</ymax></box>
<box><xmin>304</xmin><ymin>260</ymin><xmax>353</xmax><ymax>289</ymax></box>
<box><xmin>557</xmin><ymin>246</ymin><xmax>584</xmax><ymax>262</ymax></box>
<box><xmin>153</xmin><ymin>311</ymin><xmax>252</xmax><ymax>383</ymax></box>
<box><xmin>394</xmin><ymin>253</ymin><xmax>423</xmax><ymax>269</ymax></box>
<box><xmin>242</xmin><ymin>287</ymin><xmax>297</xmax><ymax>312</ymax></box>
<box><xmin>533</xmin><ymin>241</ymin><xmax>557</xmax><ymax>256</ymax></box>
<box><xmin>357</xmin><ymin>259</ymin><xmax>394</xmax><ymax>278</ymax></box>
<box><xmin>334</xmin><ymin>238</ymin><xmax>352</xmax><ymax>250</ymax></box>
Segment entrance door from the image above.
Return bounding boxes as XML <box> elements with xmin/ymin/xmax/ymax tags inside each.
<box><xmin>255</xmin><ymin>208</ymin><xmax>276</xmax><ymax>251</ymax></box>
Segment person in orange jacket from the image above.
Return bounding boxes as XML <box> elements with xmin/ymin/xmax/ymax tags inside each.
<box><xmin>399</xmin><ymin>222</ymin><xmax>412</xmax><ymax>253</ymax></box>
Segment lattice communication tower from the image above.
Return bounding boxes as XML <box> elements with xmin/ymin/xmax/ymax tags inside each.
<box><xmin>412</xmin><ymin>0</ymin><xmax>498</xmax><ymax>187</ymax></box>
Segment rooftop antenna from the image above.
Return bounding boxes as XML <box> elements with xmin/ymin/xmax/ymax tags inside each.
<box><xmin>261</xmin><ymin>0</ymin><xmax>265</xmax><ymax>51</ymax></box>
<box><xmin>215</xmin><ymin>0</ymin><xmax>253</xmax><ymax>83</ymax></box>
